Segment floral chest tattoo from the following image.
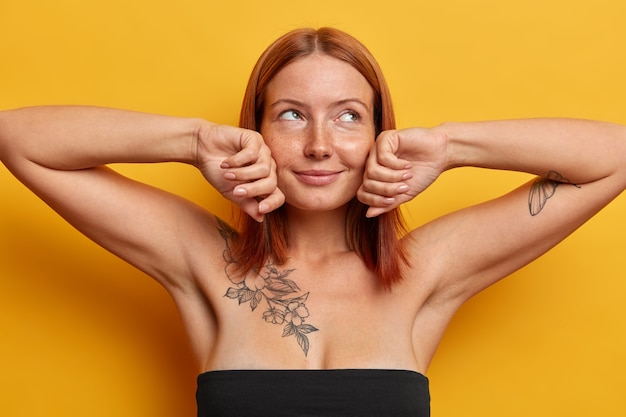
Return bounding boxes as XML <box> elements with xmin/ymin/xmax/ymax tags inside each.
<box><xmin>217</xmin><ymin>219</ymin><xmax>318</xmax><ymax>356</ymax></box>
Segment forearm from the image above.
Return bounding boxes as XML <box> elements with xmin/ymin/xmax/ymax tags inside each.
<box><xmin>443</xmin><ymin>118</ymin><xmax>626</xmax><ymax>184</ymax></box>
<box><xmin>0</xmin><ymin>106</ymin><xmax>201</xmax><ymax>169</ymax></box>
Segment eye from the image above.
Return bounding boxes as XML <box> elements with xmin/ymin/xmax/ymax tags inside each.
<box><xmin>338</xmin><ymin>111</ymin><xmax>360</xmax><ymax>122</ymax></box>
<box><xmin>278</xmin><ymin>110</ymin><xmax>303</xmax><ymax>121</ymax></box>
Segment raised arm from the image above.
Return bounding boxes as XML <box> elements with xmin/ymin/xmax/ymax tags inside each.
<box><xmin>0</xmin><ymin>106</ymin><xmax>282</xmax><ymax>292</ymax></box>
<box><xmin>444</xmin><ymin>118</ymin><xmax>626</xmax><ymax>190</ymax></box>
<box><xmin>359</xmin><ymin>118</ymin><xmax>626</xmax><ymax>303</ymax></box>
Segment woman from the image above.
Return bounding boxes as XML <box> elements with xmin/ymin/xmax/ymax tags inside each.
<box><xmin>1</xmin><ymin>27</ymin><xmax>624</xmax><ymax>416</ymax></box>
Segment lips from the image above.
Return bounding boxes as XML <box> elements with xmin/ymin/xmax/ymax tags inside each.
<box><xmin>294</xmin><ymin>169</ymin><xmax>342</xmax><ymax>186</ymax></box>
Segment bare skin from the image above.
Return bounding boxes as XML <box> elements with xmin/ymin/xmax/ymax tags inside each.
<box><xmin>1</xmin><ymin>54</ymin><xmax>625</xmax><ymax>377</ymax></box>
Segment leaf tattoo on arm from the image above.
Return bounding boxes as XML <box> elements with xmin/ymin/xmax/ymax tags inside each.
<box><xmin>528</xmin><ymin>170</ymin><xmax>581</xmax><ymax>216</ymax></box>
<box><xmin>216</xmin><ymin>218</ymin><xmax>318</xmax><ymax>356</ymax></box>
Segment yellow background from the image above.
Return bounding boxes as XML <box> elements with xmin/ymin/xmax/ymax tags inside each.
<box><xmin>1</xmin><ymin>0</ymin><xmax>625</xmax><ymax>415</ymax></box>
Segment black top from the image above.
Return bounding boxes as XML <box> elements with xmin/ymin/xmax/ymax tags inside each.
<box><xmin>196</xmin><ymin>369</ymin><xmax>430</xmax><ymax>417</ymax></box>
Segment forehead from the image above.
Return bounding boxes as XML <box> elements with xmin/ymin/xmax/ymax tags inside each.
<box><xmin>264</xmin><ymin>54</ymin><xmax>374</xmax><ymax>105</ymax></box>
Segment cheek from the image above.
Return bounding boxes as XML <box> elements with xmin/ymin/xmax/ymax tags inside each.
<box><xmin>263</xmin><ymin>135</ymin><xmax>298</xmax><ymax>169</ymax></box>
<box><xmin>341</xmin><ymin>139</ymin><xmax>372</xmax><ymax>167</ymax></box>
<box><xmin>260</xmin><ymin>128</ymin><xmax>283</xmax><ymax>156</ymax></box>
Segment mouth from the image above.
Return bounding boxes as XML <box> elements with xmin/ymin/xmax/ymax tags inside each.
<box><xmin>294</xmin><ymin>170</ymin><xmax>342</xmax><ymax>186</ymax></box>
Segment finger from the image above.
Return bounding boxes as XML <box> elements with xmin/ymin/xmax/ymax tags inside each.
<box><xmin>257</xmin><ymin>188</ymin><xmax>285</xmax><ymax>215</ymax></box>
<box><xmin>356</xmin><ymin>186</ymin><xmax>397</xmax><ymax>208</ymax></box>
<box><xmin>361</xmin><ymin>176</ymin><xmax>410</xmax><ymax>198</ymax></box>
<box><xmin>234</xmin><ymin>188</ymin><xmax>285</xmax><ymax>222</ymax></box>
<box><xmin>224</xmin><ymin>146</ymin><xmax>276</xmax><ymax>196</ymax></box>
<box><xmin>364</xmin><ymin>162</ymin><xmax>413</xmax><ymax>184</ymax></box>
<box><xmin>231</xmin><ymin>175</ymin><xmax>277</xmax><ymax>201</ymax></box>
<box><xmin>365</xmin><ymin>206</ymin><xmax>392</xmax><ymax>218</ymax></box>
<box><xmin>223</xmin><ymin>160</ymin><xmax>271</xmax><ymax>182</ymax></box>
<box><xmin>376</xmin><ymin>148</ymin><xmax>412</xmax><ymax>170</ymax></box>
<box><xmin>364</xmin><ymin>147</ymin><xmax>412</xmax><ymax>184</ymax></box>
<box><xmin>363</xmin><ymin>193</ymin><xmax>413</xmax><ymax>218</ymax></box>
<box><xmin>220</xmin><ymin>144</ymin><xmax>264</xmax><ymax>169</ymax></box>
<box><xmin>219</xmin><ymin>128</ymin><xmax>267</xmax><ymax>168</ymax></box>
<box><xmin>358</xmin><ymin>181</ymin><xmax>415</xmax><ymax>217</ymax></box>
<box><xmin>375</xmin><ymin>131</ymin><xmax>412</xmax><ymax>170</ymax></box>
<box><xmin>236</xmin><ymin>198</ymin><xmax>265</xmax><ymax>223</ymax></box>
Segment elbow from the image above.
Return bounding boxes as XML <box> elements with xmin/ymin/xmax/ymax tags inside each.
<box><xmin>0</xmin><ymin>109</ymin><xmax>35</xmax><ymax>166</ymax></box>
<box><xmin>0</xmin><ymin>110</ymin><xmax>13</xmax><ymax>163</ymax></box>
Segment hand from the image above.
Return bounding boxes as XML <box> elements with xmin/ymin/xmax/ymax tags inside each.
<box><xmin>195</xmin><ymin>122</ymin><xmax>284</xmax><ymax>222</ymax></box>
<box><xmin>357</xmin><ymin>127</ymin><xmax>448</xmax><ymax>217</ymax></box>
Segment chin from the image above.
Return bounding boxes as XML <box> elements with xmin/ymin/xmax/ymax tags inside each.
<box><xmin>285</xmin><ymin>197</ymin><xmax>354</xmax><ymax>213</ymax></box>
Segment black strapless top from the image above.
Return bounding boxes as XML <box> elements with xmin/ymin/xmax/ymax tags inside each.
<box><xmin>196</xmin><ymin>369</ymin><xmax>430</xmax><ymax>416</ymax></box>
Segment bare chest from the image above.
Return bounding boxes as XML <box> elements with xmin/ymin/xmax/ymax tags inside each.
<box><xmin>206</xmin><ymin>259</ymin><xmax>419</xmax><ymax>371</ymax></box>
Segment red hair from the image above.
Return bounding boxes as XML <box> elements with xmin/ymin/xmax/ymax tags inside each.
<box><xmin>231</xmin><ymin>27</ymin><xmax>408</xmax><ymax>288</ymax></box>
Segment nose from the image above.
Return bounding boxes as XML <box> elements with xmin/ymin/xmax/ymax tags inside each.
<box><xmin>304</xmin><ymin>123</ymin><xmax>333</xmax><ymax>159</ymax></box>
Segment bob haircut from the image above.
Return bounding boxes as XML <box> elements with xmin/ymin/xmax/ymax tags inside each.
<box><xmin>231</xmin><ymin>27</ymin><xmax>408</xmax><ymax>288</ymax></box>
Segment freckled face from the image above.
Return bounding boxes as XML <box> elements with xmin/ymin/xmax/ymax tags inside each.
<box><xmin>260</xmin><ymin>54</ymin><xmax>376</xmax><ymax>211</ymax></box>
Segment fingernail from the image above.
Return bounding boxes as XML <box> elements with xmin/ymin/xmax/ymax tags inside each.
<box><xmin>224</xmin><ymin>172</ymin><xmax>236</xmax><ymax>180</ymax></box>
<box><xmin>397</xmin><ymin>184</ymin><xmax>409</xmax><ymax>193</ymax></box>
<box><xmin>383</xmin><ymin>197</ymin><xmax>395</xmax><ymax>205</ymax></box>
<box><xmin>233</xmin><ymin>187</ymin><xmax>247</xmax><ymax>196</ymax></box>
<box><xmin>366</xmin><ymin>209</ymin><xmax>380</xmax><ymax>218</ymax></box>
<box><xmin>220</xmin><ymin>162</ymin><xmax>230</xmax><ymax>169</ymax></box>
<box><xmin>258</xmin><ymin>202</ymin><xmax>269</xmax><ymax>213</ymax></box>
<box><xmin>402</xmin><ymin>172</ymin><xmax>413</xmax><ymax>180</ymax></box>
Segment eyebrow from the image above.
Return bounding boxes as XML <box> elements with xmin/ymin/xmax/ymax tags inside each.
<box><xmin>268</xmin><ymin>98</ymin><xmax>371</xmax><ymax>110</ymax></box>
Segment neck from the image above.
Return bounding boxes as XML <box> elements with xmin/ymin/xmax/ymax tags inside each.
<box><xmin>284</xmin><ymin>204</ymin><xmax>350</xmax><ymax>259</ymax></box>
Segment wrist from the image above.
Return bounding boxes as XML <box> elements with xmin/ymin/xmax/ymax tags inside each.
<box><xmin>192</xmin><ymin>119</ymin><xmax>220</xmax><ymax>168</ymax></box>
<box><xmin>429</xmin><ymin>122</ymin><xmax>459</xmax><ymax>172</ymax></box>
<box><xmin>437</xmin><ymin>121</ymin><xmax>485</xmax><ymax>170</ymax></box>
